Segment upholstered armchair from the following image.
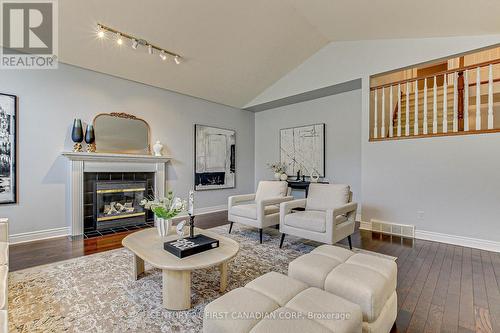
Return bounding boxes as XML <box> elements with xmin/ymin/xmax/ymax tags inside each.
<box><xmin>228</xmin><ymin>181</ymin><xmax>293</xmax><ymax>243</ymax></box>
<box><xmin>279</xmin><ymin>184</ymin><xmax>357</xmax><ymax>249</ymax></box>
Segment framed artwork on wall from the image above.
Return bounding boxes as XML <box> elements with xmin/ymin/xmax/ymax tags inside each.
<box><xmin>194</xmin><ymin>124</ymin><xmax>236</xmax><ymax>191</ymax></box>
<box><xmin>280</xmin><ymin>123</ymin><xmax>325</xmax><ymax>177</ymax></box>
<box><xmin>0</xmin><ymin>93</ymin><xmax>17</xmax><ymax>204</ymax></box>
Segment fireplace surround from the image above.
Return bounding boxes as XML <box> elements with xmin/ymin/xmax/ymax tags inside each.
<box><xmin>63</xmin><ymin>152</ymin><xmax>171</xmax><ymax>236</ymax></box>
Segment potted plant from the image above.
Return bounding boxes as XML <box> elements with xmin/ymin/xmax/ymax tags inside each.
<box><xmin>267</xmin><ymin>162</ymin><xmax>288</xmax><ymax>181</ymax></box>
<box><xmin>140</xmin><ymin>191</ymin><xmax>187</xmax><ymax>237</ymax></box>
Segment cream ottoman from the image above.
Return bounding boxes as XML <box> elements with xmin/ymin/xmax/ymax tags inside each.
<box><xmin>288</xmin><ymin>245</ymin><xmax>397</xmax><ymax>333</ymax></box>
<box><xmin>203</xmin><ymin>272</ymin><xmax>363</xmax><ymax>333</ymax></box>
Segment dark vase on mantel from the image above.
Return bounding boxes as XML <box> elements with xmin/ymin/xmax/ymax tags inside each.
<box><xmin>85</xmin><ymin>124</ymin><xmax>96</xmax><ymax>153</ymax></box>
<box><xmin>71</xmin><ymin>119</ymin><xmax>83</xmax><ymax>152</ymax></box>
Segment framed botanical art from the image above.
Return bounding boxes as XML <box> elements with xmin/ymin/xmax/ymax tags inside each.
<box><xmin>194</xmin><ymin>124</ymin><xmax>236</xmax><ymax>191</ymax></box>
<box><xmin>0</xmin><ymin>93</ymin><xmax>17</xmax><ymax>204</ymax></box>
<box><xmin>280</xmin><ymin>123</ymin><xmax>325</xmax><ymax>177</ymax></box>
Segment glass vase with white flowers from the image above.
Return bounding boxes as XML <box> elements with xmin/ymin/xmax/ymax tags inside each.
<box><xmin>140</xmin><ymin>191</ymin><xmax>187</xmax><ymax>237</ymax></box>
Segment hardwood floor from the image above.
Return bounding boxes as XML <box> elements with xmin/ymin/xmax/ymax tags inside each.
<box><xmin>9</xmin><ymin>211</ymin><xmax>500</xmax><ymax>333</ymax></box>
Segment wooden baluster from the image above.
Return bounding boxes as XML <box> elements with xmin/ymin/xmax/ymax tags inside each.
<box><xmin>458</xmin><ymin>71</ymin><xmax>465</xmax><ymax>131</ymax></box>
<box><xmin>433</xmin><ymin>76</ymin><xmax>438</xmax><ymax>134</ymax></box>
<box><xmin>373</xmin><ymin>89</ymin><xmax>378</xmax><ymax>138</ymax></box>
<box><xmin>464</xmin><ymin>70</ymin><xmax>469</xmax><ymax>131</ymax></box>
<box><xmin>423</xmin><ymin>78</ymin><xmax>428</xmax><ymax>135</ymax></box>
<box><xmin>414</xmin><ymin>80</ymin><xmax>419</xmax><ymax>135</ymax></box>
<box><xmin>406</xmin><ymin>82</ymin><xmax>410</xmax><ymax>136</ymax></box>
<box><xmin>488</xmin><ymin>64</ymin><xmax>494</xmax><ymax>129</ymax></box>
<box><xmin>453</xmin><ymin>72</ymin><xmax>458</xmax><ymax>132</ymax></box>
<box><xmin>381</xmin><ymin>87</ymin><xmax>386</xmax><ymax>137</ymax></box>
<box><xmin>397</xmin><ymin>83</ymin><xmax>402</xmax><ymax>136</ymax></box>
<box><xmin>389</xmin><ymin>86</ymin><xmax>393</xmax><ymax>137</ymax></box>
<box><xmin>476</xmin><ymin>67</ymin><xmax>481</xmax><ymax>130</ymax></box>
<box><xmin>443</xmin><ymin>74</ymin><xmax>448</xmax><ymax>133</ymax></box>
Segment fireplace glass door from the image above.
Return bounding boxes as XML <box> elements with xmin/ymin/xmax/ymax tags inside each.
<box><xmin>95</xmin><ymin>181</ymin><xmax>146</xmax><ymax>229</ymax></box>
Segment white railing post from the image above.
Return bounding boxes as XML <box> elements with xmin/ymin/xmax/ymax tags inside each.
<box><xmin>397</xmin><ymin>83</ymin><xmax>402</xmax><ymax>136</ymax></box>
<box><xmin>389</xmin><ymin>86</ymin><xmax>394</xmax><ymax>137</ymax></box>
<box><xmin>381</xmin><ymin>87</ymin><xmax>386</xmax><ymax>137</ymax></box>
<box><xmin>464</xmin><ymin>70</ymin><xmax>469</xmax><ymax>131</ymax></box>
<box><xmin>406</xmin><ymin>82</ymin><xmax>410</xmax><ymax>136</ymax></box>
<box><xmin>373</xmin><ymin>89</ymin><xmax>378</xmax><ymax>138</ymax></box>
<box><xmin>423</xmin><ymin>78</ymin><xmax>428</xmax><ymax>135</ymax></box>
<box><xmin>414</xmin><ymin>80</ymin><xmax>419</xmax><ymax>135</ymax></box>
<box><xmin>453</xmin><ymin>72</ymin><xmax>458</xmax><ymax>132</ymax></box>
<box><xmin>433</xmin><ymin>76</ymin><xmax>438</xmax><ymax>134</ymax></box>
<box><xmin>443</xmin><ymin>74</ymin><xmax>448</xmax><ymax>133</ymax></box>
<box><xmin>488</xmin><ymin>64</ymin><xmax>494</xmax><ymax>129</ymax></box>
<box><xmin>476</xmin><ymin>67</ymin><xmax>481</xmax><ymax>130</ymax></box>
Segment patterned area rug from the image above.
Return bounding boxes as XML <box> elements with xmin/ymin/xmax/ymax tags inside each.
<box><xmin>9</xmin><ymin>225</ymin><xmax>395</xmax><ymax>332</ymax></box>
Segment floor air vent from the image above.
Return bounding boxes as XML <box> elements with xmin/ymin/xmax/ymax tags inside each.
<box><xmin>370</xmin><ymin>219</ymin><xmax>415</xmax><ymax>238</ymax></box>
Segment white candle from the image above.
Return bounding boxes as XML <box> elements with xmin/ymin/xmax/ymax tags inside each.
<box><xmin>188</xmin><ymin>190</ymin><xmax>194</xmax><ymax>215</ymax></box>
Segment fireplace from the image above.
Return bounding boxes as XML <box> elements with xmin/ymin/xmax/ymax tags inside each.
<box><xmin>83</xmin><ymin>172</ymin><xmax>155</xmax><ymax>233</ymax></box>
<box><xmin>96</xmin><ymin>181</ymin><xmax>146</xmax><ymax>229</ymax></box>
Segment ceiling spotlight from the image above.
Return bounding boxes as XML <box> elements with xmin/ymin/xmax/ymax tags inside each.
<box><xmin>174</xmin><ymin>55</ymin><xmax>181</xmax><ymax>65</ymax></box>
<box><xmin>148</xmin><ymin>44</ymin><xmax>153</xmax><ymax>55</ymax></box>
<box><xmin>131</xmin><ymin>39</ymin><xmax>138</xmax><ymax>49</ymax></box>
<box><xmin>116</xmin><ymin>33</ymin><xmax>123</xmax><ymax>45</ymax></box>
<box><xmin>97</xmin><ymin>25</ymin><xmax>105</xmax><ymax>38</ymax></box>
<box><xmin>160</xmin><ymin>50</ymin><xmax>167</xmax><ymax>61</ymax></box>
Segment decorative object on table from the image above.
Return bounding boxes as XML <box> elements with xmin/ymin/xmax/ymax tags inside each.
<box><xmin>280</xmin><ymin>123</ymin><xmax>325</xmax><ymax>177</ymax></box>
<box><xmin>93</xmin><ymin>112</ymin><xmax>151</xmax><ymax>154</ymax></box>
<box><xmin>152</xmin><ymin>140</ymin><xmax>163</xmax><ymax>156</ymax></box>
<box><xmin>302</xmin><ymin>175</ymin><xmax>306</xmax><ymax>182</ymax></box>
<box><xmin>176</xmin><ymin>220</ymin><xmax>187</xmax><ymax>238</ymax></box>
<box><xmin>188</xmin><ymin>189</ymin><xmax>195</xmax><ymax>238</ymax></box>
<box><xmin>0</xmin><ymin>93</ymin><xmax>17</xmax><ymax>204</ymax></box>
<box><xmin>310</xmin><ymin>170</ymin><xmax>320</xmax><ymax>183</ymax></box>
<box><xmin>266</xmin><ymin>162</ymin><xmax>287</xmax><ymax>181</ymax></box>
<box><xmin>194</xmin><ymin>125</ymin><xmax>235</xmax><ymax>190</ymax></box>
<box><xmin>280</xmin><ymin>173</ymin><xmax>288</xmax><ymax>181</ymax></box>
<box><xmin>84</xmin><ymin>124</ymin><xmax>96</xmax><ymax>153</ymax></box>
<box><xmin>296</xmin><ymin>170</ymin><xmax>300</xmax><ymax>181</ymax></box>
<box><xmin>71</xmin><ymin>118</ymin><xmax>84</xmax><ymax>152</ymax></box>
<box><xmin>140</xmin><ymin>191</ymin><xmax>187</xmax><ymax>237</ymax></box>
<box><xmin>163</xmin><ymin>234</ymin><xmax>219</xmax><ymax>258</ymax></box>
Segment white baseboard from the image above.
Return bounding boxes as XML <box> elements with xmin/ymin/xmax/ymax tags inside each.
<box><xmin>415</xmin><ymin>229</ymin><xmax>500</xmax><ymax>253</ymax></box>
<box><xmin>10</xmin><ymin>227</ymin><xmax>70</xmax><ymax>244</ymax></box>
<box><xmin>358</xmin><ymin>220</ymin><xmax>500</xmax><ymax>253</ymax></box>
<box><xmin>8</xmin><ymin>205</ymin><xmax>228</xmax><ymax>244</ymax></box>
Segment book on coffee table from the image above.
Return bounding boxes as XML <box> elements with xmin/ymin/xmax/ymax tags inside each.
<box><xmin>164</xmin><ymin>234</ymin><xmax>219</xmax><ymax>258</ymax></box>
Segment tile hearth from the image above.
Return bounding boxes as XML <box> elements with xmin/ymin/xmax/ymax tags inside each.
<box><xmin>83</xmin><ymin>222</ymin><xmax>154</xmax><ymax>239</ymax></box>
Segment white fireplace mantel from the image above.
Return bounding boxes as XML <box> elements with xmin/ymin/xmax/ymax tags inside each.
<box><xmin>62</xmin><ymin>152</ymin><xmax>171</xmax><ymax>236</ymax></box>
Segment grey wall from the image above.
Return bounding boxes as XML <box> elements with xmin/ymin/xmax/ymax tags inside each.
<box><xmin>0</xmin><ymin>63</ymin><xmax>255</xmax><ymax>237</ymax></box>
<box><xmin>255</xmin><ymin>90</ymin><xmax>362</xmax><ymax>202</ymax></box>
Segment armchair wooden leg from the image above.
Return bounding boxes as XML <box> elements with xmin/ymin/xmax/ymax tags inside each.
<box><xmin>348</xmin><ymin>235</ymin><xmax>352</xmax><ymax>250</ymax></box>
<box><xmin>259</xmin><ymin>228</ymin><xmax>263</xmax><ymax>244</ymax></box>
<box><xmin>228</xmin><ymin>222</ymin><xmax>234</xmax><ymax>234</ymax></box>
<box><xmin>280</xmin><ymin>233</ymin><xmax>286</xmax><ymax>248</ymax></box>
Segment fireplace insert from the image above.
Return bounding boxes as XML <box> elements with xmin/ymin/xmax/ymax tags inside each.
<box><xmin>95</xmin><ymin>181</ymin><xmax>147</xmax><ymax>230</ymax></box>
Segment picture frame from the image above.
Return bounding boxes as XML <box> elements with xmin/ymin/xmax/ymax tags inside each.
<box><xmin>0</xmin><ymin>93</ymin><xmax>18</xmax><ymax>204</ymax></box>
<box><xmin>280</xmin><ymin>123</ymin><xmax>325</xmax><ymax>177</ymax></box>
<box><xmin>194</xmin><ymin>124</ymin><xmax>236</xmax><ymax>191</ymax></box>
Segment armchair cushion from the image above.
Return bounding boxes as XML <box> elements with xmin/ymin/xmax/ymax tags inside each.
<box><xmin>230</xmin><ymin>204</ymin><xmax>279</xmax><ymax>220</ymax></box>
<box><xmin>284</xmin><ymin>211</ymin><xmax>326</xmax><ymax>233</ymax></box>
<box><xmin>0</xmin><ymin>243</ymin><xmax>7</xmax><ymax>266</ymax></box>
<box><xmin>306</xmin><ymin>184</ymin><xmax>350</xmax><ymax>211</ymax></box>
<box><xmin>255</xmin><ymin>181</ymin><xmax>288</xmax><ymax>203</ymax></box>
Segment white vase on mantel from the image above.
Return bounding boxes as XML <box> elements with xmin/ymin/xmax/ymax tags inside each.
<box><xmin>156</xmin><ymin>218</ymin><xmax>172</xmax><ymax>237</ymax></box>
<box><xmin>153</xmin><ymin>140</ymin><xmax>163</xmax><ymax>156</ymax></box>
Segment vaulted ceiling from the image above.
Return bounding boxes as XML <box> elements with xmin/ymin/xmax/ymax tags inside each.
<box><xmin>59</xmin><ymin>0</ymin><xmax>500</xmax><ymax>108</ymax></box>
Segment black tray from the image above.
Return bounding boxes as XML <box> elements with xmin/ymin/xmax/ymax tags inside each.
<box><xmin>164</xmin><ymin>234</ymin><xmax>219</xmax><ymax>258</ymax></box>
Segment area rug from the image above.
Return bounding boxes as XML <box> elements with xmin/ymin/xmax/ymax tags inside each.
<box><xmin>8</xmin><ymin>225</ymin><xmax>395</xmax><ymax>333</ymax></box>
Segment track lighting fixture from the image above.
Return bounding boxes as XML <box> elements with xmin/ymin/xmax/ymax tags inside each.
<box><xmin>96</xmin><ymin>23</ymin><xmax>183</xmax><ymax>64</ymax></box>
<box><xmin>116</xmin><ymin>33</ymin><xmax>123</xmax><ymax>45</ymax></box>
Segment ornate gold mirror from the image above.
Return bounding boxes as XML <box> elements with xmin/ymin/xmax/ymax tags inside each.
<box><xmin>93</xmin><ymin>113</ymin><xmax>151</xmax><ymax>154</ymax></box>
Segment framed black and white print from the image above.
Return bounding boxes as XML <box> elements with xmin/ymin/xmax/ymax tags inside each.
<box><xmin>280</xmin><ymin>123</ymin><xmax>325</xmax><ymax>177</ymax></box>
<box><xmin>0</xmin><ymin>93</ymin><xmax>17</xmax><ymax>204</ymax></box>
<box><xmin>194</xmin><ymin>125</ymin><xmax>236</xmax><ymax>191</ymax></box>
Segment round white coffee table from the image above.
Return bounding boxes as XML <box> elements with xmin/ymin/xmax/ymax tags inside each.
<box><xmin>122</xmin><ymin>227</ymin><xmax>239</xmax><ymax>310</ymax></box>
